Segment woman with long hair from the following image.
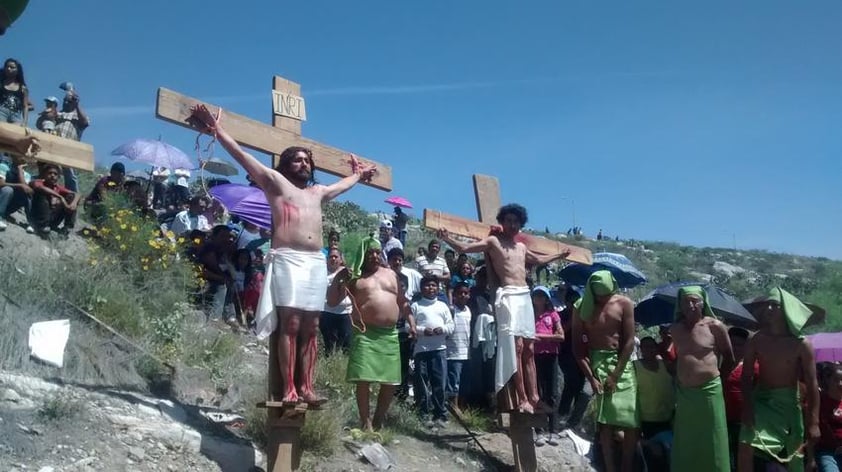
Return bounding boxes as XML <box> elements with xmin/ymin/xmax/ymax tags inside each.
<box><xmin>0</xmin><ymin>58</ymin><xmax>28</xmax><ymax>124</ymax></box>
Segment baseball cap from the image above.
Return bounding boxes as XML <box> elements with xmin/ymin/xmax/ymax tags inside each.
<box><xmin>44</xmin><ymin>96</ymin><xmax>59</xmax><ymax>104</ymax></box>
<box><xmin>380</xmin><ymin>220</ymin><xmax>392</xmax><ymax>229</ymax></box>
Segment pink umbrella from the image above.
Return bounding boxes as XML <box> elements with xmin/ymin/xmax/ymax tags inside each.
<box><xmin>385</xmin><ymin>196</ymin><xmax>412</xmax><ymax>209</ymax></box>
<box><xmin>807</xmin><ymin>332</ymin><xmax>842</xmax><ymax>363</ymax></box>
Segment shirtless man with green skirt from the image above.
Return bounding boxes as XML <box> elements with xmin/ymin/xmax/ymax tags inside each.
<box><xmin>670</xmin><ymin>286</ymin><xmax>735</xmax><ymax>472</ymax></box>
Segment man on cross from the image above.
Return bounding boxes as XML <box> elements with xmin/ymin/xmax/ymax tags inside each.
<box><xmin>438</xmin><ymin>203</ymin><xmax>570</xmax><ymax>414</ymax></box>
<box><xmin>190</xmin><ymin>105</ymin><xmax>376</xmax><ymax>404</ymax></box>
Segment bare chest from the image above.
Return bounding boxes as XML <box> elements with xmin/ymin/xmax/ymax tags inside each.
<box><xmin>756</xmin><ymin>336</ymin><xmax>801</xmax><ymax>370</ymax></box>
<box><xmin>673</xmin><ymin>323</ymin><xmax>715</xmax><ymax>355</ymax></box>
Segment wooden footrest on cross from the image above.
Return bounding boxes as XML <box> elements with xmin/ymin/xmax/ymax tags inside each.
<box><xmin>257</xmin><ymin>401</ymin><xmax>312</xmax><ymax>472</ymax></box>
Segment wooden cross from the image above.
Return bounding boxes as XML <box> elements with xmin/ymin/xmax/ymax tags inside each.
<box><xmin>424</xmin><ymin>174</ymin><xmax>592</xmax><ymax>265</ymax></box>
<box><xmin>155</xmin><ymin>81</ymin><xmax>392</xmax><ymax>191</ymax></box>
<box><xmin>156</xmin><ymin>75</ymin><xmax>392</xmax><ymax>472</ymax></box>
<box><xmin>0</xmin><ymin>122</ymin><xmax>94</xmax><ymax>171</ymax></box>
<box><xmin>424</xmin><ymin>174</ymin><xmax>591</xmax><ymax>472</ymax></box>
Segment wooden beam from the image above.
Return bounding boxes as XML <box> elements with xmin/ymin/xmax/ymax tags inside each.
<box><xmin>472</xmin><ymin>174</ymin><xmax>501</xmax><ymax>225</ymax></box>
<box><xmin>156</xmin><ymin>87</ymin><xmax>392</xmax><ymax>191</ymax></box>
<box><xmin>0</xmin><ymin>123</ymin><xmax>94</xmax><ymax>172</ymax></box>
<box><xmin>424</xmin><ymin>209</ymin><xmax>593</xmax><ymax>265</ymax></box>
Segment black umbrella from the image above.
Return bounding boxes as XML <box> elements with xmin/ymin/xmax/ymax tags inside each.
<box><xmin>635</xmin><ymin>282</ymin><xmax>757</xmax><ymax>328</ymax></box>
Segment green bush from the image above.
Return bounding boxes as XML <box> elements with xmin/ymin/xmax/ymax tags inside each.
<box><xmin>38</xmin><ymin>392</ymin><xmax>85</xmax><ymax>422</ymax></box>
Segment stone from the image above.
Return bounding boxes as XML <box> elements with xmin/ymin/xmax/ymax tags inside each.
<box><xmin>128</xmin><ymin>446</ymin><xmax>146</xmax><ymax>462</ymax></box>
<box><xmin>1</xmin><ymin>387</ymin><xmax>22</xmax><ymax>402</ymax></box>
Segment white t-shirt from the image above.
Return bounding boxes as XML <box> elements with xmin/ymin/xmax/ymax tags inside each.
<box><xmin>411</xmin><ymin>298</ymin><xmax>454</xmax><ymax>355</ymax></box>
<box><xmin>169</xmin><ymin>210</ymin><xmax>211</xmax><ymax>236</ymax></box>
<box><xmin>324</xmin><ymin>271</ymin><xmax>352</xmax><ymax>315</ymax></box>
<box><xmin>446</xmin><ymin>305</ymin><xmax>472</xmax><ymax>361</ymax></box>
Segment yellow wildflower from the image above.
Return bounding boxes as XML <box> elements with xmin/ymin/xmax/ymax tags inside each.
<box><xmin>120</xmin><ymin>244</ymin><xmax>127</xmax><ymax>251</ymax></box>
<box><xmin>120</xmin><ymin>223</ymin><xmax>127</xmax><ymax>230</ymax></box>
<box><xmin>131</xmin><ymin>226</ymin><xmax>139</xmax><ymax>232</ymax></box>
<box><xmin>142</xmin><ymin>265</ymin><xmax>149</xmax><ymax>271</ymax></box>
<box><xmin>115</xmin><ymin>235</ymin><xmax>122</xmax><ymax>241</ymax></box>
<box><xmin>90</xmin><ymin>259</ymin><xmax>98</xmax><ymax>266</ymax></box>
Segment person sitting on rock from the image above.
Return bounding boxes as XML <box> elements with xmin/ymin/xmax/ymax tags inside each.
<box><xmin>30</xmin><ymin>164</ymin><xmax>79</xmax><ymax>237</ymax></box>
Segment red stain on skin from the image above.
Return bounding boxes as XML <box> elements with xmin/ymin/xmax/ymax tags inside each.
<box><xmin>281</xmin><ymin>201</ymin><xmax>300</xmax><ymax>227</ymax></box>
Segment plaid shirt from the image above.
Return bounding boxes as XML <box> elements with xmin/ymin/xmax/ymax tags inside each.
<box><xmin>54</xmin><ymin>109</ymin><xmax>88</xmax><ymax>141</ymax></box>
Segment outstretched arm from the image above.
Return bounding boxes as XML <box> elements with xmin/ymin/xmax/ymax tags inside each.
<box><xmin>526</xmin><ymin>247</ymin><xmax>571</xmax><ymax>266</ymax></box>
<box><xmin>437</xmin><ymin>228</ymin><xmax>490</xmax><ymax>255</ymax></box>
<box><xmin>189</xmin><ymin>105</ymin><xmax>279</xmax><ymax>190</ymax></box>
<box><xmin>321</xmin><ymin>154</ymin><xmax>376</xmax><ymax>201</ymax></box>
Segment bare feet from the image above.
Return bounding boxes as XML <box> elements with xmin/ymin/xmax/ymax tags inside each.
<box><xmin>280</xmin><ymin>390</ymin><xmax>300</xmax><ymax>403</ymax></box>
<box><xmin>361</xmin><ymin>419</ymin><xmax>373</xmax><ymax>431</ymax></box>
<box><xmin>299</xmin><ymin>390</ymin><xmax>327</xmax><ymax>407</ymax></box>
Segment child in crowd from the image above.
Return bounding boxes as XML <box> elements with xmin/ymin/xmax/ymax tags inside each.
<box><xmin>532</xmin><ymin>285</ymin><xmax>564</xmax><ymax>446</ymax></box>
<box><xmin>410</xmin><ymin>276</ymin><xmax>454</xmax><ymax>427</ymax></box>
<box><xmin>446</xmin><ymin>283</ymin><xmax>472</xmax><ymax>412</ymax></box>
<box><xmin>448</xmin><ymin>260</ymin><xmax>476</xmax><ymax>304</ymax></box>
<box><xmin>634</xmin><ymin>337</ymin><xmax>674</xmax><ymax>439</ymax></box>
<box><xmin>817</xmin><ymin>363</ymin><xmax>842</xmax><ymax>472</ymax></box>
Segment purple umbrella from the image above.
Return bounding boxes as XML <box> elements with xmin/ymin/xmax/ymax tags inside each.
<box><xmin>111</xmin><ymin>139</ymin><xmax>193</xmax><ymax>170</ymax></box>
<box><xmin>209</xmin><ymin>184</ymin><xmax>272</xmax><ymax>230</ymax></box>
<box><xmin>807</xmin><ymin>332</ymin><xmax>842</xmax><ymax>363</ymax></box>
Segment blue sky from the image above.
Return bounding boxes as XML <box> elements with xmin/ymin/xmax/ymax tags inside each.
<box><xmin>6</xmin><ymin>1</ymin><xmax>842</xmax><ymax>258</ymax></box>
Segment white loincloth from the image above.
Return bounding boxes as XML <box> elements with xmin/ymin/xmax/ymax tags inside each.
<box><xmin>494</xmin><ymin>285</ymin><xmax>534</xmax><ymax>392</ymax></box>
<box><xmin>255</xmin><ymin>248</ymin><xmax>328</xmax><ymax>340</ymax></box>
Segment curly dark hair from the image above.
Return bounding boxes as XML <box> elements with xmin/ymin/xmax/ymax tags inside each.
<box><xmin>275</xmin><ymin>146</ymin><xmax>316</xmax><ymax>186</ymax></box>
<box><xmin>496</xmin><ymin>203</ymin><xmax>528</xmax><ymax>227</ymax></box>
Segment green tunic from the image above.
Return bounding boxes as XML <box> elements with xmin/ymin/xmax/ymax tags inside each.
<box><xmin>590</xmin><ymin>349</ymin><xmax>639</xmax><ymax>428</ymax></box>
<box><xmin>346</xmin><ymin>325</ymin><xmax>401</xmax><ymax>385</ymax></box>
<box><xmin>671</xmin><ymin>376</ymin><xmax>730</xmax><ymax>472</ymax></box>
<box><xmin>739</xmin><ymin>387</ymin><xmax>805</xmax><ymax>472</ymax></box>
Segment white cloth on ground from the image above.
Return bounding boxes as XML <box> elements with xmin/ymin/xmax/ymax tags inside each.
<box><xmin>255</xmin><ymin>248</ymin><xmax>328</xmax><ymax>340</ymax></box>
<box><xmin>493</xmin><ymin>285</ymin><xmax>533</xmax><ymax>392</ymax></box>
<box><xmin>28</xmin><ymin>319</ymin><xmax>70</xmax><ymax>368</ymax></box>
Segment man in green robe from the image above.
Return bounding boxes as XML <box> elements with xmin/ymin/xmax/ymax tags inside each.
<box><xmin>572</xmin><ymin>270</ymin><xmax>638</xmax><ymax>472</ymax></box>
<box><xmin>738</xmin><ymin>287</ymin><xmax>820</xmax><ymax>472</ymax></box>
<box><xmin>670</xmin><ymin>286</ymin><xmax>734</xmax><ymax>472</ymax></box>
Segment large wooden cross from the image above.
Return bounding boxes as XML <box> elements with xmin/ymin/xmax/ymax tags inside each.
<box><xmin>424</xmin><ymin>174</ymin><xmax>592</xmax><ymax>265</ymax></box>
<box><xmin>424</xmin><ymin>174</ymin><xmax>590</xmax><ymax>472</ymax></box>
<box><xmin>156</xmin><ymin>75</ymin><xmax>392</xmax><ymax>472</ymax></box>
<box><xmin>155</xmin><ymin>78</ymin><xmax>392</xmax><ymax>191</ymax></box>
<box><xmin>0</xmin><ymin>122</ymin><xmax>94</xmax><ymax>171</ymax></box>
